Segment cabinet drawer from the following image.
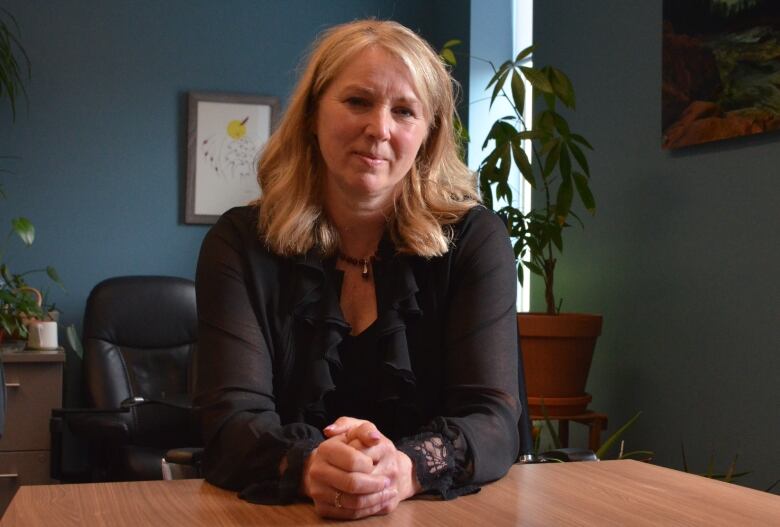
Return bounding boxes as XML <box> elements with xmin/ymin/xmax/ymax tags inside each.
<box><xmin>0</xmin><ymin>362</ymin><xmax>62</xmax><ymax>451</ymax></box>
<box><xmin>0</xmin><ymin>451</ymin><xmax>51</xmax><ymax>516</ymax></box>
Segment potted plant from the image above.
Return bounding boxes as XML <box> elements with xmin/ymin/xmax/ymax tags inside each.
<box><xmin>0</xmin><ymin>8</ymin><xmax>63</xmax><ymax>347</ymax></box>
<box><xmin>443</xmin><ymin>41</ymin><xmax>601</xmax><ymax>416</ymax></box>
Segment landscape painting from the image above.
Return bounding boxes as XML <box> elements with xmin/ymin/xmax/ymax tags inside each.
<box><xmin>662</xmin><ymin>0</ymin><xmax>780</xmax><ymax>149</ymax></box>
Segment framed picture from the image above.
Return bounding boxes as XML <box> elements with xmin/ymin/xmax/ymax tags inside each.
<box><xmin>662</xmin><ymin>1</ymin><xmax>780</xmax><ymax>149</ymax></box>
<box><xmin>185</xmin><ymin>91</ymin><xmax>279</xmax><ymax>224</ymax></box>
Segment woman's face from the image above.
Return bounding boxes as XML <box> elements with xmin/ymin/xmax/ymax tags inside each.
<box><xmin>314</xmin><ymin>46</ymin><xmax>430</xmax><ymax>210</ymax></box>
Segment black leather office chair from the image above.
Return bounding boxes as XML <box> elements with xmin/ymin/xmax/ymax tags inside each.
<box><xmin>51</xmin><ymin>276</ymin><xmax>200</xmax><ymax>482</ymax></box>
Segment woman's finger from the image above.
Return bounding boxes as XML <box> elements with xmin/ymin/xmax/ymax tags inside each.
<box><xmin>337</xmin><ymin>486</ymin><xmax>398</xmax><ymax>511</ymax></box>
<box><xmin>313</xmin><ymin>488</ymin><xmax>399</xmax><ymax>520</ymax></box>
<box><xmin>317</xmin><ymin>437</ymin><xmax>375</xmax><ymax>473</ymax></box>
<box><xmin>347</xmin><ymin>437</ymin><xmax>395</xmax><ymax>466</ymax></box>
<box><xmin>310</xmin><ymin>460</ymin><xmax>390</xmax><ymax>495</ymax></box>
<box><xmin>344</xmin><ymin>421</ymin><xmax>383</xmax><ymax>446</ymax></box>
<box><xmin>323</xmin><ymin>416</ymin><xmax>367</xmax><ymax>437</ymax></box>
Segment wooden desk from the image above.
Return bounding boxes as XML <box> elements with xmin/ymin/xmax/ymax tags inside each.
<box><xmin>2</xmin><ymin>460</ymin><xmax>779</xmax><ymax>526</ymax></box>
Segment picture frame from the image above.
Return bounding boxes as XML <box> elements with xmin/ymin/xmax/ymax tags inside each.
<box><xmin>185</xmin><ymin>91</ymin><xmax>280</xmax><ymax>224</ymax></box>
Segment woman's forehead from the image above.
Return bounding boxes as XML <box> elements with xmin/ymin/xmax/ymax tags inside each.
<box><xmin>324</xmin><ymin>46</ymin><xmax>433</xmax><ymax>114</ymax></box>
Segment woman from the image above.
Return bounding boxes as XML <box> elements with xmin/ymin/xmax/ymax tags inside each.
<box><xmin>194</xmin><ymin>19</ymin><xmax>521</xmax><ymax>520</ymax></box>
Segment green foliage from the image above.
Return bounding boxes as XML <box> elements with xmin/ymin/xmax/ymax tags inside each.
<box><xmin>0</xmin><ymin>226</ymin><xmax>64</xmax><ymax>337</ymax></box>
<box><xmin>0</xmin><ymin>7</ymin><xmax>30</xmax><ymax>122</ymax></box>
<box><xmin>679</xmin><ymin>443</ymin><xmax>751</xmax><ymax>484</ymax></box>
<box><xmin>595</xmin><ymin>411</ymin><xmax>651</xmax><ymax>460</ymax></box>
<box><xmin>477</xmin><ymin>45</ymin><xmax>595</xmax><ymax>314</ymax></box>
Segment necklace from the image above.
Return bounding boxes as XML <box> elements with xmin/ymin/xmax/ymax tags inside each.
<box><xmin>337</xmin><ymin>252</ymin><xmax>376</xmax><ymax>279</ymax></box>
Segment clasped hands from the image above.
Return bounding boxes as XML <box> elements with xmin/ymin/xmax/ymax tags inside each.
<box><xmin>301</xmin><ymin>417</ymin><xmax>421</xmax><ymax>520</ymax></box>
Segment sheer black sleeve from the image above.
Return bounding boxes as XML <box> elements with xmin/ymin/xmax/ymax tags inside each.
<box><xmin>406</xmin><ymin>207</ymin><xmax>522</xmax><ymax>494</ymax></box>
<box><xmin>193</xmin><ymin>209</ymin><xmax>321</xmax><ymax>502</ymax></box>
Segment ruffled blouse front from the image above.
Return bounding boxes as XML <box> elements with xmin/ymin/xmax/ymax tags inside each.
<box><xmin>289</xmin><ymin>233</ymin><xmax>423</xmax><ymax>436</ymax></box>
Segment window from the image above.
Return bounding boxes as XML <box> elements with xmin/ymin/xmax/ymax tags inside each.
<box><xmin>469</xmin><ymin>0</ymin><xmax>533</xmax><ymax>311</ymax></box>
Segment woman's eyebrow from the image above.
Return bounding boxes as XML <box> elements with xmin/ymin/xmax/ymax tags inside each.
<box><xmin>339</xmin><ymin>85</ymin><xmax>422</xmax><ymax>105</ymax></box>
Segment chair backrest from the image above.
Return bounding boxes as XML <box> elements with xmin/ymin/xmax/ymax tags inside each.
<box><xmin>82</xmin><ymin>276</ymin><xmax>197</xmax><ymax>447</ymax></box>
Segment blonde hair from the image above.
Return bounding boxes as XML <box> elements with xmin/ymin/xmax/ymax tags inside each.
<box><xmin>255</xmin><ymin>19</ymin><xmax>478</xmax><ymax>257</ymax></box>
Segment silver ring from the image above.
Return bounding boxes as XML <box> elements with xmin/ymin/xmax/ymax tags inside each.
<box><xmin>334</xmin><ymin>491</ymin><xmax>343</xmax><ymax>509</ymax></box>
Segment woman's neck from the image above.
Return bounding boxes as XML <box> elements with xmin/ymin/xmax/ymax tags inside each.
<box><xmin>325</xmin><ymin>197</ymin><xmax>388</xmax><ymax>258</ymax></box>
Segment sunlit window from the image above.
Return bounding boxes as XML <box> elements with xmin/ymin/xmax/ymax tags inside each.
<box><xmin>468</xmin><ymin>0</ymin><xmax>533</xmax><ymax>311</ymax></box>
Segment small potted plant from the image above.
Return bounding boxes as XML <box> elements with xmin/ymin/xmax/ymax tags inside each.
<box><xmin>0</xmin><ymin>221</ymin><xmax>63</xmax><ymax>346</ymax></box>
<box><xmin>443</xmin><ymin>41</ymin><xmax>601</xmax><ymax>416</ymax></box>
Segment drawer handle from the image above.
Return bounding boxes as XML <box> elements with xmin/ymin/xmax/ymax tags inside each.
<box><xmin>4</xmin><ymin>383</ymin><xmax>21</xmax><ymax>388</ymax></box>
<box><xmin>0</xmin><ymin>473</ymin><xmax>19</xmax><ymax>478</ymax></box>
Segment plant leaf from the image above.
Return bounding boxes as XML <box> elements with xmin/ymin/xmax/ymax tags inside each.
<box><xmin>596</xmin><ymin>411</ymin><xmax>642</xmax><ymax>460</ymax></box>
<box><xmin>511</xmin><ymin>138</ymin><xmax>534</xmax><ymax>187</ymax></box>
<box><xmin>525</xmin><ymin>261</ymin><xmax>544</xmax><ymax>276</ymax></box>
<box><xmin>568</xmin><ymin>141</ymin><xmax>590</xmax><ymax>177</ymax></box>
<box><xmin>46</xmin><ymin>266</ymin><xmax>65</xmax><ymax>289</ymax></box>
<box><xmin>11</xmin><ymin>217</ymin><xmax>35</xmax><ymax>245</ymax></box>
<box><xmin>570</xmin><ymin>133</ymin><xmax>594</xmax><ymax>150</ymax></box>
<box><xmin>553</xmin><ymin>112</ymin><xmax>571</xmax><ymax>137</ymax></box>
<box><xmin>486</xmin><ymin>60</ymin><xmax>512</xmax><ymax>89</ymax></box>
<box><xmin>559</xmin><ymin>143</ymin><xmax>572</xmax><ymax>180</ymax></box>
<box><xmin>440</xmin><ymin>48</ymin><xmax>456</xmax><ymax>66</ymax></box>
<box><xmin>65</xmin><ymin>324</ymin><xmax>84</xmax><ymax>360</ymax></box>
<box><xmin>549</xmin><ymin>67</ymin><xmax>576</xmax><ymax>108</ymax></box>
<box><xmin>542</xmin><ymin>139</ymin><xmax>561</xmax><ymax>178</ymax></box>
<box><xmin>520</xmin><ymin>65</ymin><xmax>553</xmax><ymax>93</ymax></box>
<box><xmin>573</xmin><ymin>172</ymin><xmax>596</xmax><ymax>213</ymax></box>
<box><xmin>490</xmin><ymin>68</ymin><xmax>510</xmax><ymax>108</ymax></box>
<box><xmin>514</xmin><ymin>45</ymin><xmax>534</xmax><ymax>64</ymax></box>
<box><xmin>510</xmin><ymin>70</ymin><xmax>525</xmax><ymax>116</ymax></box>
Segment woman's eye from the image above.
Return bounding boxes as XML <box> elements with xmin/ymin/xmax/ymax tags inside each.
<box><xmin>345</xmin><ymin>97</ymin><xmax>369</xmax><ymax>108</ymax></box>
<box><xmin>394</xmin><ymin>107</ymin><xmax>415</xmax><ymax>118</ymax></box>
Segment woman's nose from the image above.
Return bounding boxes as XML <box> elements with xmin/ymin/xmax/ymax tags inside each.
<box><xmin>364</xmin><ymin>107</ymin><xmax>391</xmax><ymax>141</ymax></box>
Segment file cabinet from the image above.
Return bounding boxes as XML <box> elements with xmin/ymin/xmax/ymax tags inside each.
<box><xmin>0</xmin><ymin>349</ymin><xmax>64</xmax><ymax>516</ymax></box>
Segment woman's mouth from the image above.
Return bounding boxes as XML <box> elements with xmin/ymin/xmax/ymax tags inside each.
<box><xmin>354</xmin><ymin>152</ymin><xmax>387</xmax><ymax>166</ymax></box>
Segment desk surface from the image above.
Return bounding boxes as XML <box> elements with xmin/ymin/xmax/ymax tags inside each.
<box><xmin>2</xmin><ymin>460</ymin><xmax>779</xmax><ymax>526</ymax></box>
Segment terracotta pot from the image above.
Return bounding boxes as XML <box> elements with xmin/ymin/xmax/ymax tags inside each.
<box><xmin>518</xmin><ymin>313</ymin><xmax>603</xmax><ymax>416</ymax></box>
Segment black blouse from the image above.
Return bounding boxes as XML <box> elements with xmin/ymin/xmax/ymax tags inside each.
<box><xmin>194</xmin><ymin>205</ymin><xmax>521</xmax><ymax>503</ymax></box>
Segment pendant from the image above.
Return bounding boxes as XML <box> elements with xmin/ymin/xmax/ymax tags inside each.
<box><xmin>361</xmin><ymin>259</ymin><xmax>369</xmax><ymax>279</ymax></box>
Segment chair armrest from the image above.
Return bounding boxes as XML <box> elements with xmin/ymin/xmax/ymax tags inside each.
<box><xmin>163</xmin><ymin>447</ymin><xmax>203</xmax><ymax>480</ymax></box>
<box><xmin>540</xmin><ymin>447</ymin><xmax>599</xmax><ymax>462</ymax></box>
<box><xmin>164</xmin><ymin>447</ymin><xmax>203</xmax><ymax>465</ymax></box>
<box><xmin>51</xmin><ymin>408</ymin><xmax>132</xmax><ymax>443</ymax></box>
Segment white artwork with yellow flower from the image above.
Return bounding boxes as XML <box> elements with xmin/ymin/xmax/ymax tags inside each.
<box><xmin>194</xmin><ymin>101</ymin><xmax>271</xmax><ymax>216</ymax></box>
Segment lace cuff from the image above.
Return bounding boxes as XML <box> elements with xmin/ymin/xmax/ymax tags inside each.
<box><xmin>396</xmin><ymin>432</ymin><xmax>479</xmax><ymax>500</ymax></box>
<box><xmin>238</xmin><ymin>439</ymin><xmax>318</xmax><ymax>505</ymax></box>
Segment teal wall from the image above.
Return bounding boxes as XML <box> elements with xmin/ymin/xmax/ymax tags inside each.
<box><xmin>0</xmin><ymin>0</ymin><xmax>469</xmax><ymax>333</ymax></box>
<box><xmin>534</xmin><ymin>1</ymin><xmax>780</xmax><ymax>492</ymax></box>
